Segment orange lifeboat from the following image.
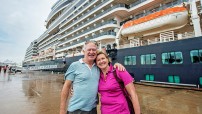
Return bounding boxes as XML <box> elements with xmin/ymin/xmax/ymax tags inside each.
<box><xmin>121</xmin><ymin>7</ymin><xmax>188</xmax><ymax>36</ymax></box>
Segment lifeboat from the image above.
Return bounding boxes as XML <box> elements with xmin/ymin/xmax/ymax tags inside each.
<box><xmin>121</xmin><ymin>7</ymin><xmax>188</xmax><ymax>36</ymax></box>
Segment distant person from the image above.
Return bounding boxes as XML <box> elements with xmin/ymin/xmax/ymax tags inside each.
<box><xmin>9</xmin><ymin>66</ymin><xmax>12</xmax><ymax>73</ymax></box>
<box><xmin>4</xmin><ymin>65</ymin><xmax>8</xmax><ymax>73</ymax></box>
<box><xmin>63</xmin><ymin>58</ymin><xmax>66</xmax><ymax>64</ymax></box>
<box><xmin>96</xmin><ymin>51</ymin><xmax>140</xmax><ymax>114</ymax></box>
<box><xmin>60</xmin><ymin>41</ymin><xmax>125</xmax><ymax>114</ymax></box>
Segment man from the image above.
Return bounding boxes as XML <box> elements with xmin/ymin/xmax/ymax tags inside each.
<box><xmin>60</xmin><ymin>41</ymin><xmax>124</xmax><ymax>114</ymax></box>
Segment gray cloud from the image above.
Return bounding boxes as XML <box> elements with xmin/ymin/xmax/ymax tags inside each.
<box><xmin>0</xmin><ymin>0</ymin><xmax>57</xmax><ymax>63</ymax></box>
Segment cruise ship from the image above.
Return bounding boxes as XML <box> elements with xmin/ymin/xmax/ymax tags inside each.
<box><xmin>24</xmin><ymin>0</ymin><xmax>202</xmax><ymax>87</ymax></box>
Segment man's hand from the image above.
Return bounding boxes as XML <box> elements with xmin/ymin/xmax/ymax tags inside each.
<box><xmin>70</xmin><ymin>87</ymin><xmax>73</xmax><ymax>96</ymax></box>
<box><xmin>114</xmin><ymin>63</ymin><xmax>125</xmax><ymax>71</ymax></box>
<box><xmin>60</xmin><ymin>80</ymin><xmax>72</xmax><ymax>114</ymax></box>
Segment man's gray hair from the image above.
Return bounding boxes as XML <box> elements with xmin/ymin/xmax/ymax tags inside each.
<box><xmin>83</xmin><ymin>40</ymin><xmax>98</xmax><ymax>51</ymax></box>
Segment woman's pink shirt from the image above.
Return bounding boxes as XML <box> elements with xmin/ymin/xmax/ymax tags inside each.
<box><xmin>98</xmin><ymin>64</ymin><xmax>134</xmax><ymax>114</ymax></box>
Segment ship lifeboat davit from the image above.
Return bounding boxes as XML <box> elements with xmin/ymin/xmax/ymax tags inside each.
<box><xmin>121</xmin><ymin>7</ymin><xmax>188</xmax><ymax>36</ymax></box>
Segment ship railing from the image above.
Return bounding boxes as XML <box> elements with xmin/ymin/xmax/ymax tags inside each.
<box><xmin>49</xmin><ymin>0</ymin><xmax>95</xmax><ymax>31</ymax></box>
<box><xmin>140</xmin><ymin>40</ymin><xmax>148</xmax><ymax>46</ymax></box>
<box><xmin>181</xmin><ymin>31</ymin><xmax>195</xmax><ymax>39</ymax></box>
<box><xmin>59</xmin><ymin>0</ymin><xmax>107</xmax><ymax>32</ymax></box>
<box><xmin>141</xmin><ymin>31</ymin><xmax>195</xmax><ymax>47</ymax></box>
<box><xmin>46</xmin><ymin>52</ymin><xmax>55</xmax><ymax>57</ymax></box>
<box><xmin>70</xmin><ymin>0</ymin><xmax>107</xmax><ymax>24</ymax></box>
<box><xmin>130</xmin><ymin>0</ymin><xmax>147</xmax><ymax>8</ymax></box>
<box><xmin>59</xmin><ymin>3</ymin><xmax>127</xmax><ymax>37</ymax></box>
<box><xmin>60</xmin><ymin>19</ymin><xmax>116</xmax><ymax>40</ymax></box>
<box><xmin>58</xmin><ymin>20</ymin><xmax>117</xmax><ymax>45</ymax></box>
<box><xmin>38</xmin><ymin>42</ymin><xmax>56</xmax><ymax>52</ymax></box>
<box><xmin>59</xmin><ymin>0</ymin><xmax>97</xmax><ymax>29</ymax></box>
<box><xmin>161</xmin><ymin>0</ymin><xmax>188</xmax><ymax>10</ymax></box>
<box><xmin>56</xmin><ymin>31</ymin><xmax>116</xmax><ymax>51</ymax></box>
<box><xmin>147</xmin><ymin>38</ymin><xmax>161</xmax><ymax>45</ymax></box>
<box><xmin>38</xmin><ymin>34</ymin><xmax>58</xmax><ymax>48</ymax></box>
<box><xmin>47</xmin><ymin>0</ymin><xmax>73</xmax><ymax>21</ymax></box>
<box><xmin>132</xmin><ymin>0</ymin><xmax>188</xmax><ymax>21</ymax></box>
<box><xmin>47</xmin><ymin>0</ymin><xmax>72</xmax><ymax>23</ymax></box>
<box><xmin>38</xmin><ymin>37</ymin><xmax>58</xmax><ymax>51</ymax></box>
<box><xmin>40</xmin><ymin>34</ymin><xmax>57</xmax><ymax>45</ymax></box>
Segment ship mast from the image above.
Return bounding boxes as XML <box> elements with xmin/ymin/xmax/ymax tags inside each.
<box><xmin>115</xmin><ymin>25</ymin><xmax>123</xmax><ymax>49</ymax></box>
<box><xmin>190</xmin><ymin>0</ymin><xmax>202</xmax><ymax>36</ymax></box>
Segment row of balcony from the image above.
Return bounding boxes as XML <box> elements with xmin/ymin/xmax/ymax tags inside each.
<box><xmin>56</xmin><ymin>31</ymin><xmax>116</xmax><ymax>51</ymax></box>
<box><xmin>38</xmin><ymin>37</ymin><xmax>58</xmax><ymax>51</ymax></box>
<box><xmin>59</xmin><ymin>0</ymin><xmax>107</xmax><ymax>34</ymax></box>
<box><xmin>59</xmin><ymin>0</ymin><xmax>96</xmax><ymax>28</ymax></box>
<box><xmin>59</xmin><ymin>20</ymin><xmax>117</xmax><ymax>46</ymax></box>
<box><xmin>25</xmin><ymin>49</ymin><xmax>38</xmax><ymax>56</ymax></box>
<box><xmin>60</xmin><ymin>18</ymin><xmax>116</xmax><ymax>40</ymax></box>
<box><xmin>47</xmin><ymin>0</ymin><xmax>151</xmax><ymax>43</ymax></box>
<box><xmin>48</xmin><ymin>0</ymin><xmax>95</xmax><ymax>32</ymax></box>
<box><xmin>47</xmin><ymin>0</ymin><xmax>74</xmax><ymax>23</ymax></box>
<box><xmin>38</xmin><ymin>34</ymin><xmax>57</xmax><ymax>47</ymax></box>
<box><xmin>59</xmin><ymin>3</ymin><xmax>126</xmax><ymax>42</ymax></box>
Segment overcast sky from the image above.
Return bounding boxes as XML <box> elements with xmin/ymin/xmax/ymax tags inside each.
<box><xmin>0</xmin><ymin>0</ymin><xmax>57</xmax><ymax>63</ymax></box>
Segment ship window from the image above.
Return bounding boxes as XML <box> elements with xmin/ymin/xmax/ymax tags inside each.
<box><xmin>200</xmin><ymin>77</ymin><xmax>202</xmax><ymax>85</ymax></box>
<box><xmin>124</xmin><ymin>56</ymin><xmax>136</xmax><ymax>65</ymax></box>
<box><xmin>151</xmin><ymin>54</ymin><xmax>156</xmax><ymax>64</ymax></box>
<box><xmin>168</xmin><ymin>75</ymin><xmax>180</xmax><ymax>83</ymax></box>
<box><xmin>145</xmin><ymin>54</ymin><xmax>151</xmax><ymax>64</ymax></box>
<box><xmin>190</xmin><ymin>49</ymin><xmax>202</xmax><ymax>63</ymax></box>
<box><xmin>175</xmin><ymin>52</ymin><xmax>183</xmax><ymax>64</ymax></box>
<box><xmin>141</xmin><ymin>54</ymin><xmax>156</xmax><ymax>65</ymax></box>
<box><xmin>162</xmin><ymin>53</ymin><xmax>169</xmax><ymax>64</ymax></box>
<box><xmin>141</xmin><ymin>55</ymin><xmax>146</xmax><ymax>64</ymax></box>
<box><xmin>162</xmin><ymin>52</ymin><xmax>183</xmax><ymax>64</ymax></box>
<box><xmin>145</xmin><ymin>74</ymin><xmax>155</xmax><ymax>81</ymax></box>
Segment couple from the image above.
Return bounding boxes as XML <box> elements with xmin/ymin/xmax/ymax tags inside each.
<box><xmin>60</xmin><ymin>41</ymin><xmax>140</xmax><ymax>114</ymax></box>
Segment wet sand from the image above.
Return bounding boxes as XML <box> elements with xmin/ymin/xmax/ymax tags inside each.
<box><xmin>0</xmin><ymin>71</ymin><xmax>202</xmax><ymax>114</ymax></box>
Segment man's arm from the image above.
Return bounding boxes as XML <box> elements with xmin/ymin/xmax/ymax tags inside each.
<box><xmin>60</xmin><ymin>80</ymin><xmax>72</xmax><ymax>114</ymax></box>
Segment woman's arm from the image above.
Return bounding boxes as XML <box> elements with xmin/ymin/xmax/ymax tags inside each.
<box><xmin>125</xmin><ymin>83</ymin><xmax>141</xmax><ymax>114</ymax></box>
<box><xmin>60</xmin><ymin>80</ymin><xmax>72</xmax><ymax>114</ymax></box>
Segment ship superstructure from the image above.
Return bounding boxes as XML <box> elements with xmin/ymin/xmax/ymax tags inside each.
<box><xmin>24</xmin><ymin>40</ymin><xmax>38</xmax><ymax>63</ymax></box>
<box><xmin>24</xmin><ymin>0</ymin><xmax>202</xmax><ymax>87</ymax></box>
<box><xmin>25</xmin><ymin>0</ymin><xmax>200</xmax><ymax>63</ymax></box>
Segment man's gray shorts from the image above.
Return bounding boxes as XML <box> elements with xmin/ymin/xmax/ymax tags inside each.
<box><xmin>67</xmin><ymin>107</ymin><xmax>97</xmax><ymax>114</ymax></box>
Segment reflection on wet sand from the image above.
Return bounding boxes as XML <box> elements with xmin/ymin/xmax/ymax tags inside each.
<box><xmin>0</xmin><ymin>71</ymin><xmax>63</xmax><ymax>114</ymax></box>
<box><xmin>21</xmin><ymin>72</ymin><xmax>64</xmax><ymax>114</ymax></box>
<box><xmin>0</xmin><ymin>71</ymin><xmax>202</xmax><ymax>114</ymax></box>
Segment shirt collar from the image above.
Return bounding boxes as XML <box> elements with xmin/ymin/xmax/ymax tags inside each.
<box><xmin>108</xmin><ymin>63</ymin><xmax>114</xmax><ymax>73</ymax></box>
<box><xmin>79</xmin><ymin>58</ymin><xmax>84</xmax><ymax>63</ymax></box>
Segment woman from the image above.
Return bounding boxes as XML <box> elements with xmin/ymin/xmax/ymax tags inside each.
<box><xmin>96</xmin><ymin>51</ymin><xmax>140</xmax><ymax>114</ymax></box>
